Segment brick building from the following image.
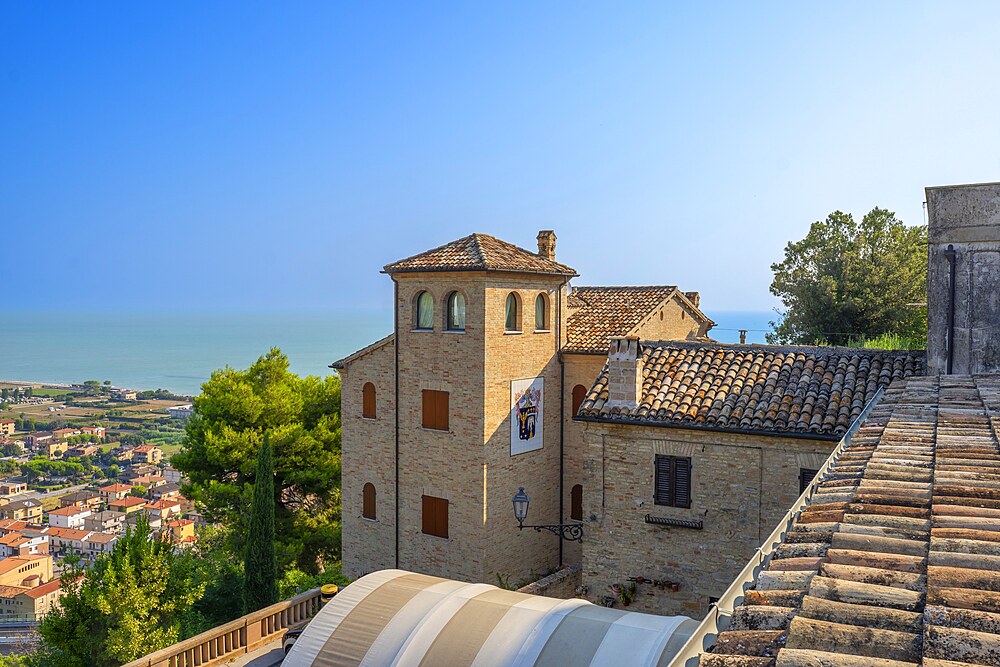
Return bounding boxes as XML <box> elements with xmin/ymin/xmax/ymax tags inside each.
<box><xmin>334</xmin><ymin>231</ymin><xmax>713</xmax><ymax>583</ymax></box>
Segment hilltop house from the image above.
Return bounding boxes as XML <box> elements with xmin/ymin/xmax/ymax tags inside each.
<box><xmin>0</xmin><ymin>420</ymin><xmax>14</xmax><ymax>437</ymax></box>
<box><xmin>47</xmin><ymin>506</ymin><xmax>92</xmax><ymax>529</ymax></box>
<box><xmin>0</xmin><ymin>499</ymin><xmax>42</xmax><ymax>523</ymax></box>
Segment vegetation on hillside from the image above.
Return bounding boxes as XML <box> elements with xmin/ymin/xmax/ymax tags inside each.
<box><xmin>768</xmin><ymin>208</ymin><xmax>927</xmax><ymax>347</ymax></box>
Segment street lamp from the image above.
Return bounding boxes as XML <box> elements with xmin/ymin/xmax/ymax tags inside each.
<box><xmin>511</xmin><ymin>486</ymin><xmax>584</xmax><ymax>542</ymax></box>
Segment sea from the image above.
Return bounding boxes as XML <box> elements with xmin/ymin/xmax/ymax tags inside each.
<box><xmin>0</xmin><ymin>310</ymin><xmax>775</xmax><ymax>397</ymax></box>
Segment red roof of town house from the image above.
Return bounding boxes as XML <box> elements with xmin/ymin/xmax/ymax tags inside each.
<box><xmin>110</xmin><ymin>497</ymin><xmax>147</xmax><ymax>508</ymax></box>
<box><xmin>0</xmin><ymin>533</ymin><xmax>29</xmax><ymax>547</ymax></box>
<box><xmin>0</xmin><ymin>520</ymin><xmax>27</xmax><ymax>534</ymax></box>
<box><xmin>166</xmin><ymin>519</ymin><xmax>193</xmax><ymax>528</ymax></box>
<box><xmin>133</xmin><ymin>445</ymin><xmax>159</xmax><ymax>453</ymax></box>
<box><xmin>83</xmin><ymin>533</ymin><xmax>117</xmax><ymax>545</ymax></box>
<box><xmin>24</xmin><ymin>578</ymin><xmax>62</xmax><ymax>598</ymax></box>
<box><xmin>133</xmin><ymin>475</ymin><xmax>165</xmax><ymax>485</ymax></box>
<box><xmin>43</xmin><ymin>527</ymin><xmax>91</xmax><ymax>540</ymax></box>
<box><xmin>0</xmin><ymin>419</ymin><xmax>14</xmax><ymax>425</ymax></box>
<box><xmin>0</xmin><ymin>555</ymin><xmax>47</xmax><ymax>575</ymax></box>
<box><xmin>47</xmin><ymin>506</ymin><xmax>89</xmax><ymax>517</ymax></box>
<box><xmin>99</xmin><ymin>483</ymin><xmax>133</xmax><ymax>494</ymax></box>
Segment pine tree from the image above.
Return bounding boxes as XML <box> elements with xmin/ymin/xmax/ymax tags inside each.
<box><xmin>243</xmin><ymin>432</ymin><xmax>278</xmax><ymax>613</ymax></box>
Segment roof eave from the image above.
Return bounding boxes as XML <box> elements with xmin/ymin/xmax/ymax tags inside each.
<box><xmin>572</xmin><ymin>414</ymin><xmax>843</xmax><ymax>442</ymax></box>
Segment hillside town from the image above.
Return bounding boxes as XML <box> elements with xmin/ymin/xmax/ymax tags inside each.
<box><xmin>0</xmin><ymin>404</ymin><xmax>198</xmax><ymax>629</ymax></box>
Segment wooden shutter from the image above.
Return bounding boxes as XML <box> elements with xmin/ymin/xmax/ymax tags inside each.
<box><xmin>572</xmin><ymin>385</ymin><xmax>587</xmax><ymax>416</ymax></box>
<box><xmin>422</xmin><ymin>495</ymin><xmax>448</xmax><ymax>538</ymax></box>
<box><xmin>655</xmin><ymin>455</ymin><xmax>692</xmax><ymax>508</ymax></box>
<box><xmin>422</xmin><ymin>390</ymin><xmax>449</xmax><ymax>430</ymax></box>
<box><xmin>570</xmin><ymin>484</ymin><xmax>583</xmax><ymax>521</ymax></box>
<box><xmin>362</xmin><ymin>483</ymin><xmax>376</xmax><ymax>520</ymax></box>
<box><xmin>800</xmin><ymin>468</ymin><xmax>819</xmax><ymax>494</ymax></box>
<box><xmin>654</xmin><ymin>455</ymin><xmax>673</xmax><ymax>506</ymax></box>
<box><xmin>673</xmin><ymin>457</ymin><xmax>692</xmax><ymax>509</ymax></box>
<box><xmin>362</xmin><ymin>383</ymin><xmax>376</xmax><ymax>419</ymax></box>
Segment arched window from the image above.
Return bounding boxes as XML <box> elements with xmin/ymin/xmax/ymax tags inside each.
<box><xmin>571</xmin><ymin>484</ymin><xmax>583</xmax><ymax>521</ymax></box>
<box><xmin>362</xmin><ymin>382</ymin><xmax>376</xmax><ymax>419</ymax></box>
<box><xmin>446</xmin><ymin>292</ymin><xmax>466</xmax><ymax>331</ymax></box>
<box><xmin>505</xmin><ymin>293</ymin><xmax>520</xmax><ymax>332</ymax></box>
<box><xmin>534</xmin><ymin>294</ymin><xmax>547</xmax><ymax>331</ymax></box>
<box><xmin>415</xmin><ymin>291</ymin><xmax>434</xmax><ymax>330</ymax></box>
<box><xmin>362</xmin><ymin>483</ymin><xmax>376</xmax><ymax>520</ymax></box>
<box><xmin>572</xmin><ymin>384</ymin><xmax>588</xmax><ymax>416</ymax></box>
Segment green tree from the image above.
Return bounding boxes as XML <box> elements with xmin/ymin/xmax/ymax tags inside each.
<box><xmin>37</xmin><ymin>516</ymin><xmax>204</xmax><ymax>667</ymax></box>
<box><xmin>1</xmin><ymin>389</ymin><xmax>8</xmax><ymax>401</ymax></box>
<box><xmin>172</xmin><ymin>349</ymin><xmax>342</xmax><ymax>573</ymax></box>
<box><xmin>243</xmin><ymin>433</ymin><xmax>278</xmax><ymax>613</ymax></box>
<box><xmin>768</xmin><ymin>208</ymin><xmax>927</xmax><ymax>346</ymax></box>
<box><xmin>130</xmin><ymin>485</ymin><xmax>147</xmax><ymax>498</ymax></box>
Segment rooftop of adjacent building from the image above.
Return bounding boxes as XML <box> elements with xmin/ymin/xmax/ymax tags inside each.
<box><xmin>692</xmin><ymin>373</ymin><xmax>1000</xmax><ymax>666</ymax></box>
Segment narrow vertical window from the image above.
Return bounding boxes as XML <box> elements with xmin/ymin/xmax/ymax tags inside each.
<box><xmin>799</xmin><ymin>468</ymin><xmax>820</xmax><ymax>494</ymax></box>
<box><xmin>570</xmin><ymin>484</ymin><xmax>583</xmax><ymax>521</ymax></box>
<box><xmin>446</xmin><ymin>292</ymin><xmax>466</xmax><ymax>331</ymax></box>
<box><xmin>362</xmin><ymin>483</ymin><xmax>376</xmax><ymax>520</ymax></box>
<box><xmin>572</xmin><ymin>384</ymin><xmax>588</xmax><ymax>416</ymax></box>
<box><xmin>505</xmin><ymin>293</ymin><xmax>520</xmax><ymax>331</ymax></box>
<box><xmin>415</xmin><ymin>291</ymin><xmax>434</xmax><ymax>330</ymax></box>
<box><xmin>362</xmin><ymin>382</ymin><xmax>376</xmax><ymax>419</ymax></box>
<box><xmin>422</xmin><ymin>495</ymin><xmax>448</xmax><ymax>538</ymax></box>
<box><xmin>534</xmin><ymin>294</ymin><xmax>547</xmax><ymax>330</ymax></box>
<box><xmin>655</xmin><ymin>455</ymin><xmax>692</xmax><ymax>508</ymax></box>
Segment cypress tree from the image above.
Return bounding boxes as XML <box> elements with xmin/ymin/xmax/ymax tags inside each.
<box><xmin>243</xmin><ymin>432</ymin><xmax>278</xmax><ymax>613</ymax></box>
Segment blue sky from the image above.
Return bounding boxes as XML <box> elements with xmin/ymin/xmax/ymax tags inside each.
<box><xmin>3</xmin><ymin>2</ymin><xmax>999</xmax><ymax>314</ymax></box>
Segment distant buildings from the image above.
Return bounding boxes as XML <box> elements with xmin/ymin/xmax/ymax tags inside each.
<box><xmin>0</xmin><ymin>420</ymin><xmax>14</xmax><ymax>437</ymax></box>
<box><xmin>132</xmin><ymin>445</ymin><xmax>163</xmax><ymax>465</ymax></box>
<box><xmin>166</xmin><ymin>404</ymin><xmax>194</xmax><ymax>419</ymax></box>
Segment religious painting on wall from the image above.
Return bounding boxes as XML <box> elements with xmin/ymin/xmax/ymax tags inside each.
<box><xmin>510</xmin><ymin>377</ymin><xmax>543</xmax><ymax>455</ymax></box>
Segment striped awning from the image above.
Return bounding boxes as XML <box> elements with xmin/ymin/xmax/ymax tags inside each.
<box><xmin>285</xmin><ymin>569</ymin><xmax>698</xmax><ymax>666</ymax></box>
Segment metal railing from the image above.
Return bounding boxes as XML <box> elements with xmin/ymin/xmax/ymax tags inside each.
<box><xmin>121</xmin><ymin>588</ymin><xmax>323</xmax><ymax>667</ymax></box>
<box><xmin>666</xmin><ymin>385</ymin><xmax>887</xmax><ymax>667</ymax></box>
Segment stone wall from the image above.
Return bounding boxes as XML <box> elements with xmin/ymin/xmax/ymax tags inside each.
<box><xmin>634</xmin><ymin>296</ymin><xmax>712</xmax><ymax>341</ymax></box>
<box><xmin>516</xmin><ymin>564</ymin><xmax>582</xmax><ymax>599</ymax></box>
<box><xmin>579</xmin><ymin>421</ymin><xmax>834</xmax><ymax>618</ymax></box>
<box><xmin>926</xmin><ymin>182</ymin><xmax>1000</xmax><ymax>375</ymax></box>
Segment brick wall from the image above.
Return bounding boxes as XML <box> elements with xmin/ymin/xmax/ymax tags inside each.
<box><xmin>580</xmin><ymin>422</ymin><xmax>833</xmax><ymax>618</ymax></box>
<box><xmin>634</xmin><ymin>297</ymin><xmax>710</xmax><ymax>342</ymax></box>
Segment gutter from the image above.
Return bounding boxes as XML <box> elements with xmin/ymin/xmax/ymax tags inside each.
<box><xmin>665</xmin><ymin>384</ymin><xmax>887</xmax><ymax>667</ymax></box>
<box><xmin>572</xmin><ymin>415</ymin><xmax>843</xmax><ymax>443</ymax></box>
<box><xmin>392</xmin><ymin>277</ymin><xmax>400</xmax><ymax>569</ymax></box>
<box><xmin>556</xmin><ymin>276</ymin><xmax>570</xmax><ymax>568</ymax></box>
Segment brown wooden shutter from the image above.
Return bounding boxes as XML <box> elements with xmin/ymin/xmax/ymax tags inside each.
<box><xmin>362</xmin><ymin>483</ymin><xmax>376</xmax><ymax>519</ymax></box>
<box><xmin>362</xmin><ymin>383</ymin><xmax>376</xmax><ymax>419</ymax></box>
<box><xmin>422</xmin><ymin>495</ymin><xmax>448</xmax><ymax>538</ymax></box>
<box><xmin>800</xmin><ymin>468</ymin><xmax>819</xmax><ymax>494</ymax></box>
<box><xmin>673</xmin><ymin>457</ymin><xmax>692</xmax><ymax>508</ymax></box>
<box><xmin>654</xmin><ymin>455</ymin><xmax>673</xmax><ymax>506</ymax></box>
<box><xmin>572</xmin><ymin>385</ymin><xmax>587</xmax><ymax>416</ymax></box>
<box><xmin>422</xmin><ymin>390</ymin><xmax>449</xmax><ymax>430</ymax></box>
<box><xmin>570</xmin><ymin>484</ymin><xmax>583</xmax><ymax>521</ymax></box>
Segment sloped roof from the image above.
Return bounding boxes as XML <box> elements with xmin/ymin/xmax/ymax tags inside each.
<box><xmin>23</xmin><ymin>578</ymin><xmax>62</xmax><ymax>598</ymax></box>
<box><xmin>577</xmin><ymin>341</ymin><xmax>924</xmax><ymax>438</ymax></box>
<box><xmin>330</xmin><ymin>334</ymin><xmax>394</xmax><ymax>370</ymax></box>
<box><xmin>564</xmin><ymin>286</ymin><xmax>713</xmax><ymax>354</ymax></box>
<box><xmin>383</xmin><ymin>234</ymin><xmax>577</xmax><ymax>276</ymax></box>
<box><xmin>698</xmin><ymin>374</ymin><xmax>1000</xmax><ymax>665</ymax></box>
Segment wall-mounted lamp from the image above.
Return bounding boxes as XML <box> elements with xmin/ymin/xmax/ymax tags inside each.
<box><xmin>512</xmin><ymin>486</ymin><xmax>584</xmax><ymax>542</ymax></box>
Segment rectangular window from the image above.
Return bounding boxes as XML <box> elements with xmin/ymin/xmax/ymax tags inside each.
<box><xmin>421</xmin><ymin>390</ymin><xmax>449</xmax><ymax>431</ymax></box>
<box><xmin>799</xmin><ymin>468</ymin><xmax>820</xmax><ymax>494</ymax></box>
<box><xmin>422</xmin><ymin>495</ymin><xmax>449</xmax><ymax>538</ymax></box>
<box><xmin>654</xmin><ymin>455</ymin><xmax>692</xmax><ymax>508</ymax></box>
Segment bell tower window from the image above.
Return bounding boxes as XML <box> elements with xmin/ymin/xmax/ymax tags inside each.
<box><xmin>415</xmin><ymin>291</ymin><xmax>434</xmax><ymax>330</ymax></box>
<box><xmin>446</xmin><ymin>292</ymin><xmax>466</xmax><ymax>331</ymax></box>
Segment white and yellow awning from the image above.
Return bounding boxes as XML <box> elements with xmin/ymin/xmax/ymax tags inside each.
<box><xmin>285</xmin><ymin>570</ymin><xmax>698</xmax><ymax>667</ymax></box>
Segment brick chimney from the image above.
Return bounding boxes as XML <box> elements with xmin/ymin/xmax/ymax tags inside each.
<box><xmin>605</xmin><ymin>336</ymin><xmax>644</xmax><ymax>410</ymax></box>
<box><xmin>684</xmin><ymin>291</ymin><xmax>700</xmax><ymax>308</ymax></box>
<box><xmin>537</xmin><ymin>230</ymin><xmax>557</xmax><ymax>261</ymax></box>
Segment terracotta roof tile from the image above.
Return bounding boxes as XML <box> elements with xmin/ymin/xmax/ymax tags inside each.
<box><xmin>383</xmin><ymin>234</ymin><xmax>576</xmax><ymax>276</ymax></box>
<box><xmin>700</xmin><ymin>374</ymin><xmax>1000</xmax><ymax>665</ymax></box>
<box><xmin>577</xmin><ymin>341</ymin><xmax>924</xmax><ymax>437</ymax></box>
<box><xmin>564</xmin><ymin>286</ymin><xmax>709</xmax><ymax>354</ymax></box>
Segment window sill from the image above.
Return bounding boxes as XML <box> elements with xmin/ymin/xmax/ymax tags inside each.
<box><xmin>443</xmin><ymin>329</ymin><xmax>466</xmax><ymax>334</ymax></box>
<box><xmin>361</xmin><ymin>417</ymin><xmax>377</xmax><ymax>421</ymax></box>
<box><xmin>411</xmin><ymin>328</ymin><xmax>434</xmax><ymax>333</ymax></box>
<box><xmin>422</xmin><ymin>533</ymin><xmax>449</xmax><ymax>541</ymax></box>
<box><xmin>361</xmin><ymin>517</ymin><xmax>377</xmax><ymax>523</ymax></box>
<box><xmin>534</xmin><ymin>329</ymin><xmax>551</xmax><ymax>334</ymax></box>
<box><xmin>503</xmin><ymin>330</ymin><xmax>523</xmax><ymax>335</ymax></box>
<box><xmin>421</xmin><ymin>427</ymin><xmax>450</xmax><ymax>433</ymax></box>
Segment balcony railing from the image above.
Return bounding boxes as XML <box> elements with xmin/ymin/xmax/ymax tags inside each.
<box><xmin>121</xmin><ymin>588</ymin><xmax>322</xmax><ymax>667</ymax></box>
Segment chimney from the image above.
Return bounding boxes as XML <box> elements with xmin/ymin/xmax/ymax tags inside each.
<box><xmin>739</xmin><ymin>329</ymin><xmax>747</xmax><ymax>345</ymax></box>
<box><xmin>684</xmin><ymin>291</ymin><xmax>700</xmax><ymax>308</ymax></box>
<box><xmin>605</xmin><ymin>336</ymin><xmax>643</xmax><ymax>411</ymax></box>
<box><xmin>537</xmin><ymin>230</ymin><xmax>557</xmax><ymax>261</ymax></box>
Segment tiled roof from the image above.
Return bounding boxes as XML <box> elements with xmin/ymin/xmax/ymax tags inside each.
<box><xmin>383</xmin><ymin>234</ymin><xmax>577</xmax><ymax>276</ymax></box>
<box><xmin>24</xmin><ymin>578</ymin><xmax>62</xmax><ymax>598</ymax></box>
<box><xmin>100</xmin><ymin>483</ymin><xmax>132</xmax><ymax>493</ymax></box>
<box><xmin>47</xmin><ymin>506</ymin><xmax>88</xmax><ymax>517</ymax></box>
<box><xmin>700</xmin><ymin>374</ymin><xmax>1000</xmax><ymax>666</ymax></box>
<box><xmin>564</xmin><ymin>286</ymin><xmax>712</xmax><ymax>354</ymax></box>
<box><xmin>578</xmin><ymin>341</ymin><xmax>924</xmax><ymax>438</ymax></box>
